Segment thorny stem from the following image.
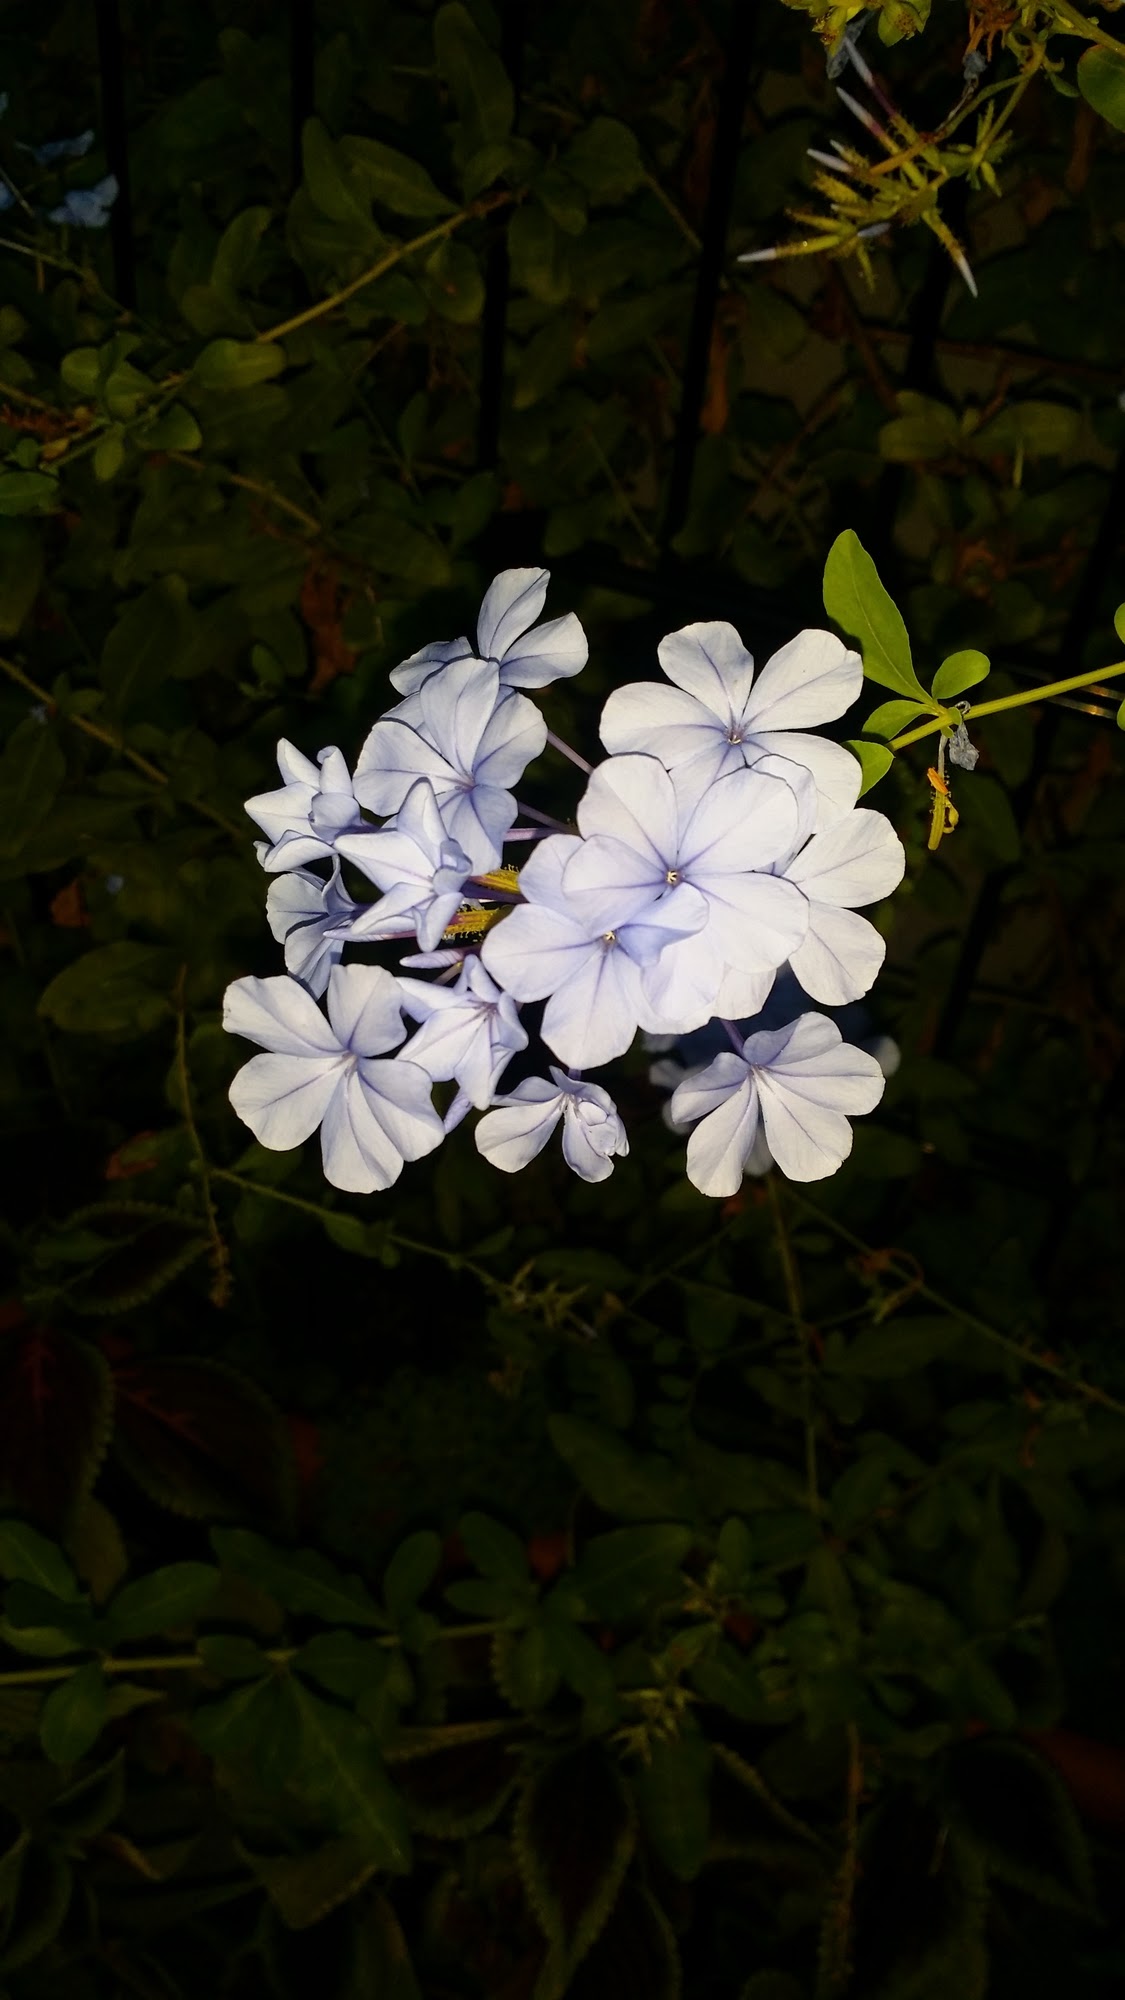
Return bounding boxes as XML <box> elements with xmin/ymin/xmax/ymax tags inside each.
<box><xmin>793</xmin><ymin>1194</ymin><xmax>1125</xmax><ymax>1417</ymax></box>
<box><xmin>889</xmin><ymin>658</ymin><xmax>1125</xmax><ymax>752</ymax></box>
<box><xmin>175</xmin><ymin>968</ymin><xmax>230</xmax><ymax>1308</ymax></box>
<box><xmin>768</xmin><ymin>1175</ymin><xmax>820</xmax><ymax>1516</ymax></box>
<box><xmin>0</xmin><ymin>653</ymin><xmax>244</xmax><ymax>840</ymax></box>
<box><xmin>257</xmin><ymin>194</ymin><xmax>512</xmax><ymax>344</ymax></box>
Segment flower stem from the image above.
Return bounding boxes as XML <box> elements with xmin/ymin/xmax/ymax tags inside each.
<box><xmin>515</xmin><ymin>801</ymin><xmax>571</xmax><ymax>832</ymax></box>
<box><xmin>546</xmin><ymin>729</ymin><xmax>593</xmax><ymax>775</ymax></box>
<box><xmin>889</xmin><ymin>659</ymin><xmax>1125</xmax><ymax>752</ymax></box>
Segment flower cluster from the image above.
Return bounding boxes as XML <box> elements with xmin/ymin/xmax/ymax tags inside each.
<box><xmin>224</xmin><ymin>569</ymin><xmax>905</xmax><ymax>1196</ymax></box>
<box><xmin>0</xmin><ymin>97</ymin><xmax>118</xmax><ymax>229</ymax></box>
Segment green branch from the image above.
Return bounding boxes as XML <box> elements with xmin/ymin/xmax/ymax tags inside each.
<box><xmin>889</xmin><ymin>658</ymin><xmax>1125</xmax><ymax>752</ymax></box>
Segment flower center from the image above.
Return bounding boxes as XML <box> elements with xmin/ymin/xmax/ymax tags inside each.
<box><xmin>602</xmin><ymin>931</ymin><xmax>616</xmax><ymax>946</ymax></box>
<box><xmin>726</xmin><ymin>727</ymin><xmax>742</xmax><ymax>744</ymax></box>
<box><xmin>665</xmin><ymin>868</ymin><xmax>680</xmax><ymax>885</ymax></box>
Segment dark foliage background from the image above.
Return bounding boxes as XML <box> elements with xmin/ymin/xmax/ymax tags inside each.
<box><xmin>0</xmin><ymin>1</ymin><xmax>1124</xmax><ymax>1995</ymax></box>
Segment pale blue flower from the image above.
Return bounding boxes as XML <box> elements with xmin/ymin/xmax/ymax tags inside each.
<box><xmin>670</xmin><ymin>1013</ymin><xmax>885</xmax><ymax>1195</ymax></box>
<box><xmin>265</xmin><ymin>861</ymin><xmax>360</xmax><ymax>997</ymax></box>
<box><xmin>20</xmin><ymin>130</ymin><xmax>94</xmax><ymax>164</ymax></box>
<box><xmin>476</xmin><ymin>1067</ymin><xmax>629</xmax><ymax>1183</ymax></box>
<box><xmin>775</xmin><ymin>806</ymin><xmax>905</xmax><ymax>1005</ymax></box>
<box><xmin>481</xmin><ymin>831</ymin><xmax>705</xmax><ymax>1069</ymax></box>
<box><xmin>245</xmin><ymin>740</ymin><xmax>365</xmax><ymax>872</ymax></box>
<box><xmin>47</xmin><ymin>173</ymin><xmax>118</xmax><ymax>229</ymax></box>
<box><xmin>397</xmin><ymin>958</ymin><xmax>528</xmax><ymax>1107</ymax></box>
<box><xmin>223</xmin><ymin>964</ymin><xmax>443</xmax><ymax>1193</ymax></box>
<box><xmin>336</xmin><ymin>779</ymin><xmax>472</xmax><ymax>952</ymax></box>
<box><xmin>600</xmin><ymin>623</ymin><xmax>863</xmax><ymax>828</ymax></box>
<box><xmin>390</xmin><ymin>566</ymin><xmax>588</xmax><ymax>697</ymax></box>
<box><xmin>354</xmin><ymin>655</ymin><xmax>545</xmax><ymax>870</ymax></box>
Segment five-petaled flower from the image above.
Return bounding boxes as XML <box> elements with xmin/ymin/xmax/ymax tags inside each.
<box><xmin>224</xmin><ymin>966</ymin><xmax>443</xmax><ymax>1193</ymax></box>
<box><xmin>390</xmin><ymin>566</ymin><xmax>588</xmax><ymax>696</ymax></box>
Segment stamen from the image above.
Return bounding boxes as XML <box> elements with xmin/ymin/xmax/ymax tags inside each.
<box><xmin>666</xmin><ymin>868</ymin><xmax>680</xmax><ymax>885</ymax></box>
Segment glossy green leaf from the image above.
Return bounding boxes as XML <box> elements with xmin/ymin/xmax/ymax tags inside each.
<box><xmin>932</xmin><ymin>649</ymin><xmax>990</xmax><ymax>700</ymax></box>
<box><xmin>383</xmin><ymin>1531</ymin><xmax>442</xmax><ymax>1623</ymax></box>
<box><xmin>862</xmin><ymin>699</ymin><xmax>932</xmax><ymax>739</ymax></box>
<box><xmin>0</xmin><ymin>1523</ymin><xmax>80</xmax><ymax>1600</ymax></box>
<box><xmin>823</xmin><ymin>531</ymin><xmax>927</xmax><ymax>700</ymax></box>
<box><xmin>843</xmin><ymin>738</ymin><xmax>894</xmax><ymax>795</ymax></box>
<box><xmin>570</xmin><ymin>1525</ymin><xmax>691</xmax><ymax>1621</ymax></box>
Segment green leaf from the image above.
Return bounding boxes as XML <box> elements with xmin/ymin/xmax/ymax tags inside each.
<box><xmin>565</xmin><ymin>118</ymin><xmax>645</xmax><ymax>203</ymax></box>
<box><xmin>493</xmin><ymin>1622</ymin><xmax>560</xmax><ymax>1711</ymax></box>
<box><xmin>434</xmin><ymin>3</ymin><xmax>514</xmax><ymax>164</ymax></box>
<box><xmin>1078</xmin><ymin>45</ymin><xmax>1125</xmax><ymax>128</ymax></box>
<box><xmin>211</xmin><ymin>1529</ymin><xmax>383</xmax><ymax>1626</ymax></box>
<box><xmin>565</xmin><ymin>1882</ymin><xmax>682</xmax><ymax>2000</ymax></box>
<box><xmin>823</xmin><ymin>530</ymin><xmax>928</xmax><ymax>700</ymax></box>
<box><xmin>340</xmin><ymin>136</ymin><xmax>455</xmax><ymax>218</ymax></box>
<box><xmin>292</xmin><ymin>1630</ymin><xmax>384</xmax><ymax>1699</ymax></box>
<box><xmin>39</xmin><ymin>943</ymin><xmax>175</xmax><ymax>1039</ymax></box>
<box><xmin>570</xmin><ymin>1525</ymin><xmax>692</xmax><ymax>1622</ymax></box>
<box><xmin>383</xmin><ymin>1531</ymin><xmax>442</xmax><ymax>1623</ymax></box>
<box><xmin>932</xmin><ymin>649</ymin><xmax>990</xmax><ymax>700</ymax></box>
<box><xmin>39</xmin><ymin>1663</ymin><xmax>106</xmax><ymax>1765</ymax></box>
<box><xmin>137</xmin><ymin>402</ymin><xmax>203</xmax><ymax>451</ymax></box>
<box><xmin>211</xmin><ymin>204</ymin><xmax>272</xmax><ymax>299</ymax></box>
<box><xmin>193</xmin><ymin>338</ymin><xmax>287</xmax><ymax>391</ymax></box>
<box><xmin>458</xmin><ymin>1510</ymin><xmax>529</xmax><ymax>1585</ymax></box>
<box><xmin>547</xmin><ymin>1416</ymin><xmax>694</xmax><ymax>1523</ymax></box>
<box><xmin>289</xmin><ymin>1683</ymin><xmax>412</xmax><ymax>1868</ymax></box>
<box><xmin>1117</xmin><ymin>695</ymin><xmax>1125</xmax><ymax>731</ymax></box>
<box><xmin>631</xmin><ymin>1722</ymin><xmax>712</xmax><ymax>1881</ymax></box>
<box><xmin>389</xmin><ymin>1727</ymin><xmax>521</xmax><ymax>1838</ymax></box>
<box><xmin>0</xmin><ymin>715</ymin><xmax>65</xmax><ymax>860</ymax></box>
<box><xmin>192</xmin><ymin>1675</ymin><xmax>300</xmax><ymax>1787</ymax></box>
<box><xmin>0</xmin><ymin>1845</ymin><xmax>73</xmax><ymax>1974</ymax></box>
<box><xmin>99</xmin><ymin>577</ymin><xmax>185</xmax><ymax>714</ymax></box>
<box><xmin>51</xmin><ymin>1201</ymin><xmax>208</xmax><ymax>1315</ymax></box>
<box><xmin>514</xmin><ymin>1743</ymin><xmax>636</xmax><ymax>1971</ymax></box>
<box><xmin>0</xmin><ymin>471</ymin><xmax>60</xmax><ymax>516</ymax></box>
<box><xmin>844</xmin><ymin>739</ymin><xmax>894</xmax><ymax>795</ymax></box>
<box><xmin>862</xmin><ymin>699</ymin><xmax>932</xmax><ymax>739</ymax></box>
<box><xmin>104</xmin><ymin>1562</ymin><xmax>219</xmax><ymax>1642</ymax></box>
<box><xmin>1114</xmin><ymin>602</ymin><xmax>1125</xmax><ymax>646</ymax></box>
<box><xmin>830</xmin><ymin>1316</ymin><xmax>966</xmax><ymax>1378</ymax></box>
<box><xmin>244</xmin><ymin>1835</ymin><xmax>381</xmax><ymax>1930</ymax></box>
<box><xmin>0</xmin><ymin>1524</ymin><xmax>80</xmax><ymax>1599</ymax></box>
<box><xmin>93</xmin><ymin>429</ymin><xmax>125</xmax><ymax>482</ymax></box>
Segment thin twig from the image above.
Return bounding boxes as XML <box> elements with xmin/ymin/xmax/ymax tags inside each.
<box><xmin>769</xmin><ymin>1175</ymin><xmax>820</xmax><ymax>1515</ymax></box>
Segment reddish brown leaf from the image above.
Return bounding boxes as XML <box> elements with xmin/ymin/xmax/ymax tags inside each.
<box><xmin>112</xmin><ymin>1357</ymin><xmax>295</xmax><ymax>1527</ymax></box>
<box><xmin>49</xmin><ymin>880</ymin><xmax>89</xmax><ymax>928</ymax></box>
<box><xmin>0</xmin><ymin>1323</ymin><xmax>113</xmax><ymax>1528</ymax></box>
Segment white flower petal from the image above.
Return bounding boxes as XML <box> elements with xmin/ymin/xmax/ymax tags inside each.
<box><xmin>355</xmin><ymin>1058</ymin><xmax>444</xmax><ymax>1162</ymax></box>
<box><xmin>657</xmin><ymin>621</ymin><xmax>756</xmax><ymax>720</ymax></box>
<box><xmin>788</xmin><ymin>904</ymin><xmax>886</xmax><ymax>1005</ymax></box>
<box><xmin>353</xmin><ymin>717</ymin><xmax>455</xmax><ymax>816</ymax></box>
<box><xmin>418</xmin><ymin>655</ymin><xmax>500</xmax><ymax>773</ymax></box>
<box><xmin>576</xmin><ymin>754</ymin><xmax>678</xmax><ymax>870</ymax></box>
<box><xmin>561</xmin><ymin>833</ymin><xmax>667</xmax><ymax>923</ymax></box>
<box><xmin>678</xmin><ymin>764</ymin><xmax>801</xmax><ymax>877</ymax></box>
<box><xmin>324</xmin><ymin>964</ymin><xmax>406</xmax><ymax>1057</ymax></box>
<box><xmin>598</xmin><ymin>681</ymin><xmax>728</xmax><ymax>768</ymax></box>
<box><xmin>540</xmin><ymin>943</ymin><xmax>645</xmax><ymax>1068</ymax></box>
<box><xmin>743</xmin><ymin>732</ymin><xmax>861</xmax><ymax>827</ymax></box>
<box><xmin>755</xmin><ymin>1077</ymin><xmax>854</xmax><ymax>1181</ymax></box>
<box><xmin>439</xmin><ymin>783</ymin><xmax>513</xmax><ymax>870</ymax></box>
<box><xmin>501</xmin><ymin>611</ymin><xmax>588</xmax><ymax>687</ymax></box>
<box><xmin>223</xmin><ymin>974</ymin><xmax>340</xmax><ymax>1057</ymax></box>
<box><xmin>473</xmin><ymin>688</ymin><xmax>548</xmax><ymax>791</ymax></box>
<box><xmin>482</xmin><ymin>903</ymin><xmax>591</xmax><ymax>1001</ymax></box>
<box><xmin>319</xmin><ymin>1067</ymin><xmax>403</xmax><ymax>1193</ymax></box>
<box><xmin>741</xmin><ymin>629</ymin><xmax>862</xmax><ymax>732</ymax></box>
<box><xmin>714</xmin><ymin>963</ymin><xmax>776</xmax><ymax>1019</ymax></box>
<box><xmin>783</xmin><ymin>808</ymin><xmax>905</xmax><ymax>908</ymax></box>
<box><xmin>639</xmin><ymin>925</ymin><xmax>726</xmax><ymax>1033</ymax></box>
<box><xmin>389</xmin><ymin>636</ymin><xmax>472</xmax><ymax>697</ymax></box>
<box><xmin>229</xmin><ymin>1052</ymin><xmax>342</xmax><ymax>1150</ymax></box>
<box><xmin>684</xmin><ymin>1072</ymin><xmax>762</xmax><ymax>1198</ymax></box>
<box><xmin>276</xmin><ymin>739</ymin><xmax>321</xmax><ymax>788</ymax></box>
<box><xmin>476</xmin><ymin>567</ymin><xmax>549</xmax><ymax>661</ymax></box>
<box><xmin>476</xmin><ymin>1080</ymin><xmax>564</xmax><ymax>1174</ymax></box>
<box><xmin>701</xmin><ymin>871</ymin><xmax>809</xmax><ymax>975</ymax></box>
